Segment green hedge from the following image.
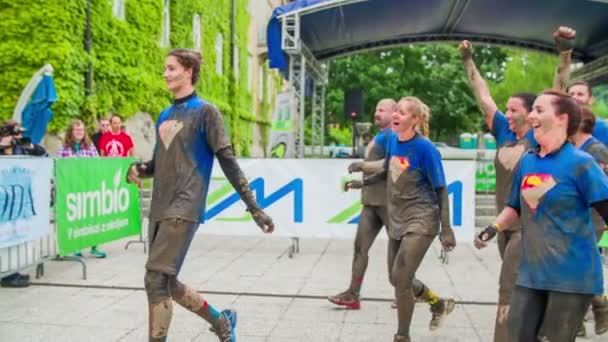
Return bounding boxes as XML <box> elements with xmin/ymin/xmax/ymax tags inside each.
<box><xmin>0</xmin><ymin>0</ymin><xmax>272</xmax><ymax>156</ymax></box>
<box><xmin>88</xmin><ymin>0</ymin><xmax>168</xmax><ymax>125</ymax></box>
<box><xmin>0</xmin><ymin>0</ymin><xmax>87</xmax><ymax>132</ymax></box>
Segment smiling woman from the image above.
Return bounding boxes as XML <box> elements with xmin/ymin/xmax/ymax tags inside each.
<box><xmin>478</xmin><ymin>90</ymin><xmax>608</xmax><ymax>340</ymax></box>
<box><xmin>530</xmin><ymin>90</ymin><xmax>581</xmax><ymax>155</ymax></box>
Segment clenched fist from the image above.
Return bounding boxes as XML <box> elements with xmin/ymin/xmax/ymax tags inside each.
<box><xmin>126</xmin><ymin>162</ymin><xmax>144</xmax><ymax>184</ymax></box>
<box><xmin>554</xmin><ymin>26</ymin><xmax>576</xmax><ymax>52</ymax></box>
<box><xmin>344</xmin><ymin>180</ymin><xmax>363</xmax><ymax>192</ymax></box>
<box><xmin>252</xmin><ymin>209</ymin><xmax>275</xmax><ymax>233</ymax></box>
<box><xmin>459</xmin><ymin>40</ymin><xmax>473</xmax><ymax>60</ymax></box>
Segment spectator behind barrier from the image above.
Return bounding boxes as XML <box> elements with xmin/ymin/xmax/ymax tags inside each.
<box><xmin>0</xmin><ymin>120</ymin><xmax>47</xmax><ymax>288</ymax></box>
<box><xmin>0</xmin><ymin>120</ymin><xmax>47</xmax><ymax>157</ymax></box>
<box><xmin>90</xmin><ymin>117</ymin><xmax>110</xmax><ymax>155</ymax></box>
<box><xmin>57</xmin><ymin>120</ymin><xmax>107</xmax><ymax>259</ymax></box>
<box><xmin>98</xmin><ymin>114</ymin><xmax>135</xmax><ymax>157</ymax></box>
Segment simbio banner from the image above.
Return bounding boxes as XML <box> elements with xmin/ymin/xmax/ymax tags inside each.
<box><xmin>202</xmin><ymin>159</ymin><xmax>476</xmax><ymax>243</ymax></box>
<box><xmin>476</xmin><ymin>159</ymin><xmax>496</xmax><ymax>192</ymax></box>
<box><xmin>0</xmin><ymin>157</ymin><xmax>52</xmax><ymax>249</ymax></box>
<box><xmin>55</xmin><ymin>158</ymin><xmax>140</xmax><ymax>256</ymax></box>
<box><xmin>267</xmin><ymin>91</ymin><xmax>296</xmax><ymax>158</ymax></box>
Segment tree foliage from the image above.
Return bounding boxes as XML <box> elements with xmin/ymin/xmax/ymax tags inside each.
<box><xmin>489</xmin><ymin>49</ymin><xmax>557</xmax><ymax>116</ymax></box>
<box><xmin>324</xmin><ymin>44</ymin><xmax>507</xmax><ymax>144</ymax></box>
<box><xmin>0</xmin><ymin>0</ymin><xmax>273</xmax><ymax>156</ymax></box>
<box><xmin>591</xmin><ymin>84</ymin><xmax>608</xmax><ymax>118</ymax></box>
<box><xmin>323</xmin><ymin>45</ymin><xmax>571</xmax><ymax>144</ymax></box>
<box><xmin>0</xmin><ymin>0</ymin><xmax>87</xmax><ymax>132</ymax></box>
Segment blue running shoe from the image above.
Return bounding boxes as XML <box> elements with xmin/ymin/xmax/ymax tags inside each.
<box><xmin>90</xmin><ymin>247</ymin><xmax>107</xmax><ymax>258</ymax></box>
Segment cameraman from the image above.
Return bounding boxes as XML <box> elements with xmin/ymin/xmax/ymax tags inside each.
<box><xmin>0</xmin><ymin>120</ymin><xmax>47</xmax><ymax>288</ymax></box>
<box><xmin>0</xmin><ymin>120</ymin><xmax>47</xmax><ymax>157</ymax></box>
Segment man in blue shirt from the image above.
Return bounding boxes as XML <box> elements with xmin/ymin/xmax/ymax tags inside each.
<box><xmin>329</xmin><ymin>99</ymin><xmax>395</xmax><ymax>310</ymax></box>
<box><xmin>127</xmin><ymin>49</ymin><xmax>274</xmax><ymax>342</ymax></box>
<box><xmin>570</xmin><ymin>106</ymin><xmax>608</xmax><ymax>336</ymax></box>
<box><xmin>557</xmin><ymin>29</ymin><xmax>608</xmax><ymax>335</ymax></box>
<box><xmin>568</xmin><ymin>81</ymin><xmax>608</xmax><ymax>145</ymax></box>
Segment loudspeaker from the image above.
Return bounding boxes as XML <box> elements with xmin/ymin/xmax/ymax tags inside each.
<box><xmin>344</xmin><ymin>89</ymin><xmax>364</xmax><ymax>119</ymax></box>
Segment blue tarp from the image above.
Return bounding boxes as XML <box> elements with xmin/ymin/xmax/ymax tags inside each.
<box><xmin>21</xmin><ymin>74</ymin><xmax>57</xmax><ymax>144</ymax></box>
<box><xmin>267</xmin><ymin>0</ymin><xmax>330</xmax><ymax>73</ymax></box>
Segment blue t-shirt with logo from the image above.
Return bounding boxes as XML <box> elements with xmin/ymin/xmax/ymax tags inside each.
<box><xmin>507</xmin><ymin>143</ymin><xmax>608</xmax><ymax>294</ymax></box>
<box><xmin>383</xmin><ymin>133</ymin><xmax>447</xmax><ymax>238</ymax></box>
<box><xmin>385</xmin><ymin>133</ymin><xmax>446</xmax><ymax>189</ymax></box>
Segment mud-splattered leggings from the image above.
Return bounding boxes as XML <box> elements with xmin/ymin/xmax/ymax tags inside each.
<box><xmin>145</xmin><ymin>218</ymin><xmax>220</xmax><ymax>341</ymax></box>
<box><xmin>509</xmin><ymin>285</ymin><xmax>592</xmax><ymax>342</ymax></box>
<box><xmin>493</xmin><ymin>230</ymin><xmax>522</xmax><ymax>342</ymax></box>
<box><xmin>348</xmin><ymin>205</ymin><xmax>389</xmax><ymax>292</ymax></box>
<box><xmin>388</xmin><ymin>232</ymin><xmax>436</xmax><ymax>337</ymax></box>
<box><xmin>350</xmin><ymin>206</ymin><xmax>430</xmax><ymax>297</ymax></box>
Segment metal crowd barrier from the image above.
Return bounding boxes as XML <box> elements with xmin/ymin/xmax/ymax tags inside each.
<box><xmin>0</xmin><ymin>156</ymin><xmax>152</xmax><ymax>282</ymax></box>
<box><xmin>0</xmin><ymin>227</ymin><xmax>55</xmax><ymax>280</ymax></box>
<box><xmin>124</xmin><ymin>184</ymin><xmax>148</xmax><ymax>253</ymax></box>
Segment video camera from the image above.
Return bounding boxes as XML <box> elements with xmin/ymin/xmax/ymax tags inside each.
<box><xmin>0</xmin><ymin>122</ymin><xmax>31</xmax><ymax>148</ymax></box>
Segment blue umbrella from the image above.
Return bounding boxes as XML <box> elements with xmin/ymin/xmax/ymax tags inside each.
<box><xmin>20</xmin><ymin>73</ymin><xmax>57</xmax><ymax>144</ymax></box>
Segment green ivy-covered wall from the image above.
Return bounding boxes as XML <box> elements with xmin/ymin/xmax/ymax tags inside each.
<box><xmin>0</xmin><ymin>0</ymin><xmax>274</xmax><ymax>156</ymax></box>
<box><xmin>0</xmin><ymin>1</ymin><xmax>87</xmax><ymax>132</ymax></box>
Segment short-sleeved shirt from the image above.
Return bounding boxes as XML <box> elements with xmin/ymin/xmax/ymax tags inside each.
<box><xmin>580</xmin><ymin>136</ymin><xmax>608</xmax><ymax>239</ymax></box>
<box><xmin>491</xmin><ymin>111</ymin><xmax>537</xmax><ymax>231</ymax></box>
<box><xmin>507</xmin><ymin>143</ymin><xmax>608</xmax><ymax>294</ymax></box>
<box><xmin>361</xmin><ymin>128</ymin><xmax>393</xmax><ymax>206</ymax></box>
<box><xmin>385</xmin><ymin>133</ymin><xmax>447</xmax><ymax>239</ymax></box>
<box><xmin>99</xmin><ymin>131</ymin><xmax>134</xmax><ymax>157</ymax></box>
<box><xmin>57</xmin><ymin>143</ymin><xmax>99</xmax><ymax>158</ymax></box>
<box><xmin>149</xmin><ymin>93</ymin><xmax>231</xmax><ymax>224</ymax></box>
<box><xmin>592</xmin><ymin>118</ymin><xmax>608</xmax><ymax>146</ymax></box>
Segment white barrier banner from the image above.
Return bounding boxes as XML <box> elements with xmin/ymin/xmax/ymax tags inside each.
<box><xmin>201</xmin><ymin>159</ymin><xmax>476</xmax><ymax>243</ymax></box>
<box><xmin>0</xmin><ymin>157</ymin><xmax>52</xmax><ymax>249</ymax></box>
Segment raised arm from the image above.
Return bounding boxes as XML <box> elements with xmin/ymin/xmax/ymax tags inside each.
<box><xmin>459</xmin><ymin>40</ymin><xmax>499</xmax><ymax>130</ymax></box>
<box><xmin>552</xmin><ymin>26</ymin><xmax>576</xmax><ymax>92</ymax></box>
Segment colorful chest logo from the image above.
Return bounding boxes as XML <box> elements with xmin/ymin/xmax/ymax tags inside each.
<box><xmin>158</xmin><ymin>119</ymin><xmax>184</xmax><ymax>149</ymax></box>
<box><xmin>389</xmin><ymin>156</ymin><xmax>410</xmax><ymax>183</ymax></box>
<box><xmin>496</xmin><ymin>143</ymin><xmax>526</xmax><ymax>171</ymax></box>
<box><xmin>521</xmin><ymin>173</ymin><xmax>556</xmax><ymax>212</ymax></box>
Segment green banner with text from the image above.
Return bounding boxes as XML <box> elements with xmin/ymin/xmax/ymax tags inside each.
<box><xmin>476</xmin><ymin>159</ymin><xmax>496</xmax><ymax>192</ymax></box>
<box><xmin>55</xmin><ymin>158</ymin><xmax>141</xmax><ymax>256</ymax></box>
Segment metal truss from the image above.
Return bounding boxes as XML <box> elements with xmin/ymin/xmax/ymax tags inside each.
<box><xmin>572</xmin><ymin>54</ymin><xmax>608</xmax><ymax>86</ymax></box>
<box><xmin>280</xmin><ymin>11</ymin><xmax>328</xmax><ymax>157</ymax></box>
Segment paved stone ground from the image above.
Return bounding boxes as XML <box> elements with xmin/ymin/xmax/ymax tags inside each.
<box><xmin>1</xmin><ymin>233</ymin><xmax>606</xmax><ymax>341</ymax></box>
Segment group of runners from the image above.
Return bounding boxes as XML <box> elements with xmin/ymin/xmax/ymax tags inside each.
<box><xmin>123</xmin><ymin>24</ymin><xmax>607</xmax><ymax>342</ymax></box>
<box><xmin>328</xmin><ymin>26</ymin><xmax>608</xmax><ymax>342</ymax></box>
